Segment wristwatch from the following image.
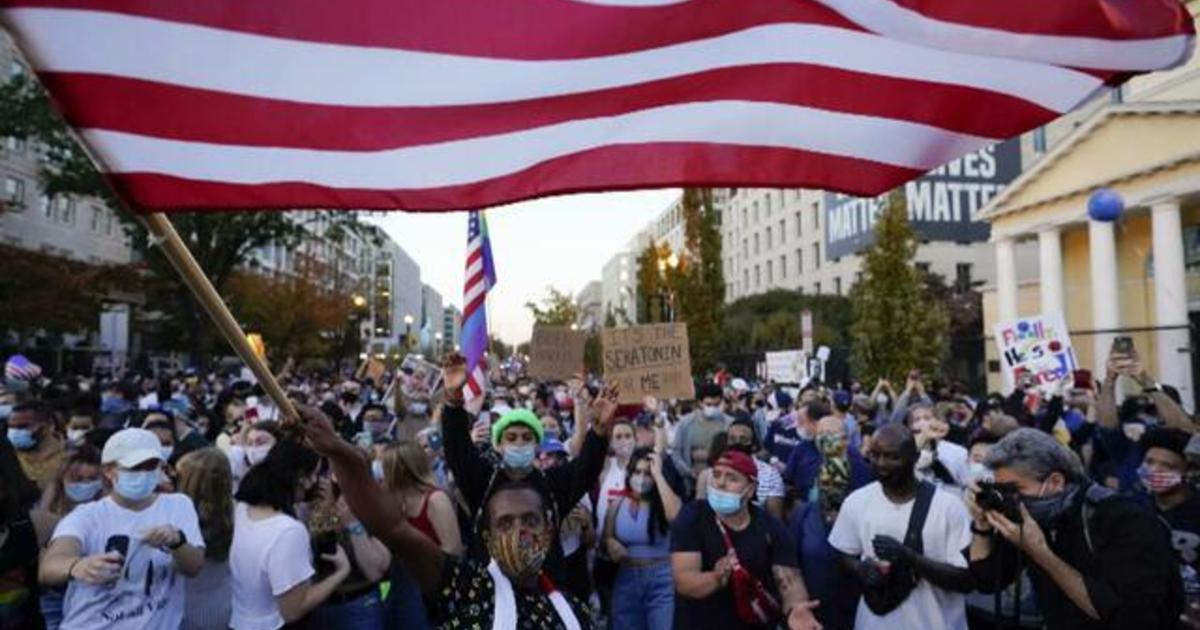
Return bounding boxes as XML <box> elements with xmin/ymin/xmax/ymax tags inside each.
<box><xmin>168</xmin><ymin>530</ymin><xmax>187</xmax><ymax>550</ymax></box>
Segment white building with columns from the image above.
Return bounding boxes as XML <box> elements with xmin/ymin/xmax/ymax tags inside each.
<box><xmin>980</xmin><ymin>102</ymin><xmax>1200</xmax><ymax>409</ymax></box>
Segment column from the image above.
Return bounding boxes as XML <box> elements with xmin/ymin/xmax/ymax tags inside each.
<box><xmin>1038</xmin><ymin>227</ymin><xmax>1065</xmax><ymax>317</ymax></box>
<box><xmin>1088</xmin><ymin>219</ymin><xmax>1120</xmax><ymax>375</ymax></box>
<box><xmin>995</xmin><ymin>238</ymin><xmax>1018</xmax><ymax>323</ymax></box>
<box><xmin>1152</xmin><ymin>200</ymin><xmax>1194</xmax><ymax>409</ymax></box>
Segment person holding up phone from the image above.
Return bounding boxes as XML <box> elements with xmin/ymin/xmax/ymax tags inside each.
<box><xmin>38</xmin><ymin>428</ymin><xmax>206</xmax><ymax>629</ymax></box>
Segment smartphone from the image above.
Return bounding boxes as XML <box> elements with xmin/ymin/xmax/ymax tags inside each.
<box><xmin>1111</xmin><ymin>336</ymin><xmax>1134</xmax><ymax>356</ymax></box>
<box><xmin>1072</xmin><ymin>369</ymin><xmax>1094</xmax><ymax>390</ymax></box>
<box><xmin>105</xmin><ymin>534</ymin><xmax>130</xmax><ymax>565</ymax></box>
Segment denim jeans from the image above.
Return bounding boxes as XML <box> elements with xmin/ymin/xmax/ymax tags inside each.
<box><xmin>384</xmin><ymin>566</ymin><xmax>434</xmax><ymax>630</ymax></box>
<box><xmin>313</xmin><ymin>589</ymin><xmax>385</xmax><ymax>630</ymax></box>
<box><xmin>611</xmin><ymin>562</ymin><xmax>675</xmax><ymax>630</ymax></box>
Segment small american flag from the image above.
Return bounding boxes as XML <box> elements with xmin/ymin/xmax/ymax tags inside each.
<box><xmin>4</xmin><ymin>354</ymin><xmax>42</xmax><ymax>383</ymax></box>
<box><xmin>462</xmin><ymin>211</ymin><xmax>496</xmax><ymax>401</ymax></box>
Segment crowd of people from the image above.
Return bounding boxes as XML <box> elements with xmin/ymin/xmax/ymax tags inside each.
<box><xmin>0</xmin><ymin>343</ymin><xmax>1197</xmax><ymax>630</ymax></box>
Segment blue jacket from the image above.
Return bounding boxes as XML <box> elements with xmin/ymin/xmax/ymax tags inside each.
<box><xmin>784</xmin><ymin>440</ymin><xmax>874</xmax><ymax>499</ymax></box>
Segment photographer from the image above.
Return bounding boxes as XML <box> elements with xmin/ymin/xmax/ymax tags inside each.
<box><xmin>967</xmin><ymin>428</ymin><xmax>1182</xmax><ymax>629</ymax></box>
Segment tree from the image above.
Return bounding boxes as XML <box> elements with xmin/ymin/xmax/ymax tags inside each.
<box><xmin>489</xmin><ymin>335</ymin><xmax>512</xmax><ymax>361</ymax></box>
<box><xmin>674</xmin><ymin>188</ymin><xmax>725</xmax><ymax>374</ymax></box>
<box><xmin>524</xmin><ymin>287</ymin><xmax>579</xmax><ymax>327</ymax></box>
<box><xmin>634</xmin><ymin>242</ymin><xmax>667</xmax><ymax>324</ymax></box>
<box><xmin>224</xmin><ymin>258</ymin><xmax>355</xmax><ymax>361</ymax></box>
<box><xmin>849</xmin><ymin>189</ymin><xmax>950</xmax><ymax>384</ymax></box>
<box><xmin>0</xmin><ymin>243</ymin><xmax>132</xmax><ymax>343</ymax></box>
<box><xmin>1</xmin><ymin>72</ymin><xmax>373</xmax><ymax>363</ymax></box>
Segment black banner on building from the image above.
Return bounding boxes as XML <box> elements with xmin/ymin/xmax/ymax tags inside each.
<box><xmin>824</xmin><ymin>139</ymin><xmax>1021</xmax><ymax>260</ymax></box>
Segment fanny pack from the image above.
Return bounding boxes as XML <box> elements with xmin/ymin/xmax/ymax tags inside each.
<box><xmin>714</xmin><ymin>516</ymin><xmax>782</xmax><ymax>625</ymax></box>
<box><xmin>862</xmin><ymin>481</ymin><xmax>935</xmax><ymax>616</ymax></box>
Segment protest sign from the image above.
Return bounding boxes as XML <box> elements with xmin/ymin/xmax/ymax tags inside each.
<box><xmin>601</xmin><ymin>323</ymin><xmax>694</xmax><ymax>404</ymax></box>
<box><xmin>528</xmin><ymin>326</ymin><xmax>586</xmax><ymax>380</ymax></box>
<box><xmin>400</xmin><ymin>354</ymin><xmax>442</xmax><ymax>395</ymax></box>
<box><xmin>765</xmin><ymin>350</ymin><xmax>806</xmax><ymax>384</ymax></box>
<box><xmin>993</xmin><ymin>313</ymin><xmax>1077</xmax><ymax>393</ymax></box>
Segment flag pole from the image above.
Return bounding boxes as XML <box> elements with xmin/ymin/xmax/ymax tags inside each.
<box><xmin>139</xmin><ymin>213</ymin><xmax>299</xmax><ymax>421</ymax></box>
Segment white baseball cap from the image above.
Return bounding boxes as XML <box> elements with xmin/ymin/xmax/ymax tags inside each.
<box><xmin>102</xmin><ymin>428</ymin><xmax>164</xmax><ymax>468</ymax></box>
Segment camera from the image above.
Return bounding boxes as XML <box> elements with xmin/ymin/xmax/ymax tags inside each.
<box><xmin>975</xmin><ymin>481</ymin><xmax>1023</xmax><ymax>523</ymax></box>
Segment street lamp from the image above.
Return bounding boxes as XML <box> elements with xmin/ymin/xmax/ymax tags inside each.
<box><xmin>351</xmin><ymin>294</ymin><xmax>367</xmax><ymax>308</ymax></box>
<box><xmin>402</xmin><ymin>313</ymin><xmax>415</xmax><ymax>351</ymax></box>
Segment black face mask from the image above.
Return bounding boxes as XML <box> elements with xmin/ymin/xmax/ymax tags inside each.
<box><xmin>729</xmin><ymin>442</ymin><xmax>755</xmax><ymax>455</ymax></box>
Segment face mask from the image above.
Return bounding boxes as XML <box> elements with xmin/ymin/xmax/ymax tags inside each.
<box><xmin>707</xmin><ymin>487</ymin><xmax>745</xmax><ymax>516</ymax></box>
<box><xmin>815</xmin><ymin>434</ymin><xmax>845</xmax><ymax>458</ymax></box>
<box><xmin>246</xmin><ymin>445</ymin><xmax>272</xmax><ymax>466</ymax></box>
<box><xmin>115</xmin><ymin>470</ymin><xmax>159</xmax><ymax>501</ymax></box>
<box><xmin>703</xmin><ymin>405</ymin><xmax>722</xmax><ymax>420</ymax></box>
<box><xmin>7</xmin><ymin>428</ymin><xmax>37</xmax><ymax>450</ymax></box>
<box><xmin>371</xmin><ymin>459</ymin><xmax>385</xmax><ymax>481</ymax></box>
<box><xmin>544</xmin><ymin>429</ymin><xmax>561</xmax><ymax>441</ymax></box>
<box><xmin>502</xmin><ymin>444</ymin><xmax>537</xmax><ymax>471</ymax></box>
<box><xmin>630</xmin><ymin>474</ymin><xmax>654</xmax><ymax>495</ymax></box>
<box><xmin>67</xmin><ymin>429</ymin><xmax>89</xmax><ymax>445</ymax></box>
<box><xmin>875</xmin><ymin>394</ymin><xmax>889</xmax><ymax>407</ymax></box>
<box><xmin>1020</xmin><ymin>480</ymin><xmax>1078</xmax><ymax>527</ymax></box>
<box><xmin>0</xmin><ymin>404</ymin><xmax>12</xmax><ymax>420</ymax></box>
<box><xmin>65</xmin><ymin>480</ymin><xmax>103</xmax><ymax>503</ymax></box>
<box><xmin>160</xmin><ymin>446</ymin><xmax>175</xmax><ymax>461</ymax></box>
<box><xmin>485</xmin><ymin>526</ymin><xmax>553</xmax><ymax>582</ymax></box>
<box><xmin>1122</xmin><ymin>422</ymin><xmax>1147</xmax><ymax>443</ymax></box>
<box><xmin>968</xmin><ymin>462</ymin><xmax>990</xmax><ymax>481</ymax></box>
<box><xmin>613</xmin><ymin>439</ymin><xmax>635</xmax><ymax>460</ymax></box>
<box><xmin>1139</xmin><ymin>465</ymin><xmax>1183</xmax><ymax>493</ymax></box>
<box><xmin>408</xmin><ymin>403</ymin><xmax>428</xmax><ymax>416</ymax></box>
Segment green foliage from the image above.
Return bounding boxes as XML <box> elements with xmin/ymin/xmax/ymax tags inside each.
<box><xmin>524</xmin><ymin>287</ymin><xmax>579</xmax><ymax>327</ymax></box>
<box><xmin>849</xmin><ymin>189</ymin><xmax>950</xmax><ymax>384</ymax></box>
<box><xmin>719</xmin><ymin>290</ymin><xmax>853</xmax><ymax>354</ymax></box>
<box><xmin>674</xmin><ymin>188</ymin><xmax>725</xmax><ymax>374</ymax></box>
<box><xmin>1</xmin><ymin>71</ymin><xmax>375</xmax><ymax>362</ymax></box>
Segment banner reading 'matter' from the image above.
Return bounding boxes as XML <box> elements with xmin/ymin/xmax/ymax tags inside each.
<box><xmin>601</xmin><ymin>323</ymin><xmax>693</xmax><ymax>404</ymax></box>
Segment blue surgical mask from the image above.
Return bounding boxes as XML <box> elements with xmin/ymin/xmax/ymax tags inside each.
<box><xmin>160</xmin><ymin>446</ymin><xmax>175</xmax><ymax>462</ymax></box>
<box><xmin>65</xmin><ymin>480</ymin><xmax>103</xmax><ymax>503</ymax></box>
<box><xmin>707</xmin><ymin>487</ymin><xmax>745</xmax><ymax>515</ymax></box>
<box><xmin>115</xmin><ymin>470</ymin><xmax>159</xmax><ymax>501</ymax></box>
<box><xmin>502</xmin><ymin>444</ymin><xmax>537</xmax><ymax>471</ymax></box>
<box><xmin>7</xmin><ymin>428</ymin><xmax>37</xmax><ymax>450</ymax></box>
<box><xmin>544</xmin><ymin>429</ymin><xmax>561</xmax><ymax>441</ymax></box>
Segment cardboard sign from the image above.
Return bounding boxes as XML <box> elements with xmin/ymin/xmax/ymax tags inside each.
<box><xmin>528</xmin><ymin>326</ymin><xmax>586</xmax><ymax>380</ymax></box>
<box><xmin>400</xmin><ymin>354</ymin><xmax>442</xmax><ymax>395</ymax></box>
<box><xmin>363</xmin><ymin>359</ymin><xmax>386</xmax><ymax>388</ymax></box>
<box><xmin>993</xmin><ymin>313</ymin><xmax>1077</xmax><ymax>393</ymax></box>
<box><xmin>601</xmin><ymin>323</ymin><xmax>694</xmax><ymax>404</ymax></box>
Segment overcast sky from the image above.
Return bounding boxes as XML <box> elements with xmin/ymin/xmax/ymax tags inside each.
<box><xmin>367</xmin><ymin>188</ymin><xmax>679</xmax><ymax>345</ymax></box>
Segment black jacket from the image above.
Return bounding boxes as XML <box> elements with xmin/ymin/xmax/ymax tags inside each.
<box><xmin>970</xmin><ymin>484</ymin><xmax>1182</xmax><ymax>629</ymax></box>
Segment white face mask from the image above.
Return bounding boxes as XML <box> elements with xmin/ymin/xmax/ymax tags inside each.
<box><xmin>968</xmin><ymin>462</ymin><xmax>991</xmax><ymax>481</ymax></box>
<box><xmin>246</xmin><ymin>445</ymin><xmax>272</xmax><ymax>466</ymax></box>
<box><xmin>67</xmin><ymin>429</ymin><xmax>88</xmax><ymax>444</ymax></box>
<box><xmin>703</xmin><ymin>405</ymin><xmax>722</xmax><ymax>419</ymax></box>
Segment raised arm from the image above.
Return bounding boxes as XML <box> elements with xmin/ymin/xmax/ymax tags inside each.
<box><xmin>299</xmin><ymin>405</ymin><xmax>445</xmax><ymax>595</ymax></box>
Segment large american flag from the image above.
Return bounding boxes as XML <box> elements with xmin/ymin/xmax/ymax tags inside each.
<box><xmin>0</xmin><ymin>1</ymin><xmax>1193</xmax><ymax>212</ymax></box>
<box><xmin>462</xmin><ymin>211</ymin><xmax>496</xmax><ymax>401</ymax></box>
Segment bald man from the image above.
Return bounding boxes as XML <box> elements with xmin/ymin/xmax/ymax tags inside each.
<box><xmin>828</xmin><ymin>425</ymin><xmax>973</xmax><ymax>629</ymax></box>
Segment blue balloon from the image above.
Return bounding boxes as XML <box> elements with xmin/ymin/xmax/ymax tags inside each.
<box><xmin>1088</xmin><ymin>188</ymin><xmax>1124</xmax><ymax>222</ymax></box>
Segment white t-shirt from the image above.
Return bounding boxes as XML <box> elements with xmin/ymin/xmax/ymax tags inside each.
<box><xmin>917</xmin><ymin>441</ymin><xmax>971</xmax><ymax>489</ymax></box>
<box><xmin>828</xmin><ymin>481</ymin><xmax>972</xmax><ymax>630</ymax></box>
<box><xmin>53</xmin><ymin>494</ymin><xmax>205</xmax><ymax>630</ymax></box>
<box><xmin>229</xmin><ymin>503</ymin><xmax>315</xmax><ymax>630</ymax></box>
<box><xmin>594</xmin><ymin>457</ymin><xmax>627</xmax><ymax>540</ymax></box>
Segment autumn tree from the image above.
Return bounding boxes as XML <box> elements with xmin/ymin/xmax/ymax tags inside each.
<box><xmin>524</xmin><ymin>287</ymin><xmax>579</xmax><ymax>327</ymax></box>
<box><xmin>0</xmin><ymin>243</ymin><xmax>132</xmax><ymax>343</ymax></box>
<box><xmin>849</xmin><ymin>189</ymin><xmax>949</xmax><ymax>384</ymax></box>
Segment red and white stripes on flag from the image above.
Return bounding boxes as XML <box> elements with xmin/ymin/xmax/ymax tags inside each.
<box><xmin>1</xmin><ymin>1</ymin><xmax>1193</xmax><ymax>212</ymax></box>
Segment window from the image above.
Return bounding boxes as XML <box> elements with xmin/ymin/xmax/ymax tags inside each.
<box><xmin>753</xmin><ymin>233</ymin><xmax>760</xmax><ymax>255</ymax></box>
<box><xmin>766</xmin><ymin>227</ymin><xmax>773</xmax><ymax>250</ymax></box>
<box><xmin>778</xmin><ymin>219</ymin><xmax>786</xmax><ymax>245</ymax></box>
<box><xmin>956</xmin><ymin>263</ymin><xmax>973</xmax><ymax>289</ymax></box>
<box><xmin>743</xmin><ymin>269</ymin><xmax>749</xmax><ymax>294</ymax></box>
<box><xmin>56</xmin><ymin>197</ymin><xmax>75</xmax><ymax>225</ymax></box>
<box><xmin>811</xmin><ymin>202</ymin><xmax>820</xmax><ymax>232</ymax></box>
<box><xmin>90</xmin><ymin>206</ymin><xmax>102</xmax><ymax>232</ymax></box>
<box><xmin>856</xmin><ymin>271</ymin><xmax>863</xmax><ymax>285</ymax></box>
<box><xmin>3</xmin><ymin>177</ymin><xmax>23</xmax><ymax>205</ymax></box>
<box><xmin>765</xmin><ymin>195</ymin><xmax>772</xmax><ymax>216</ymax></box>
<box><xmin>834</xmin><ymin>277</ymin><xmax>842</xmax><ymax>295</ymax></box>
<box><xmin>754</xmin><ymin>265</ymin><xmax>761</xmax><ymax>288</ymax></box>
<box><xmin>753</xmin><ymin>201</ymin><xmax>759</xmax><ymax>222</ymax></box>
<box><xmin>742</xmin><ymin>207</ymin><xmax>748</xmax><ymax>227</ymax></box>
<box><xmin>916</xmin><ymin>262</ymin><xmax>932</xmax><ymax>274</ymax></box>
<box><xmin>794</xmin><ymin>189</ymin><xmax>802</xmax><ymax>201</ymax></box>
<box><xmin>742</xmin><ymin>238</ymin><xmax>748</xmax><ymax>258</ymax></box>
<box><xmin>766</xmin><ymin>260</ymin><xmax>773</xmax><ymax>284</ymax></box>
<box><xmin>105</xmin><ymin>211</ymin><xmax>114</xmax><ymax>235</ymax></box>
<box><xmin>813</xmin><ymin>243</ymin><xmax>821</xmax><ymax>270</ymax></box>
<box><xmin>796</xmin><ymin>249</ymin><xmax>803</xmax><ymax>275</ymax></box>
<box><xmin>1032</xmin><ymin>127</ymin><xmax>1047</xmax><ymax>154</ymax></box>
<box><xmin>814</xmin><ymin>281</ymin><xmax>822</xmax><ymax>294</ymax></box>
<box><xmin>780</xmin><ymin>255</ymin><xmax>787</xmax><ymax>280</ymax></box>
<box><xmin>795</xmin><ymin>212</ymin><xmax>802</xmax><ymax>237</ymax></box>
<box><xmin>4</xmin><ymin>136</ymin><xmax>24</xmax><ymax>154</ymax></box>
<box><xmin>40</xmin><ymin>194</ymin><xmax>52</xmax><ymax>218</ymax></box>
